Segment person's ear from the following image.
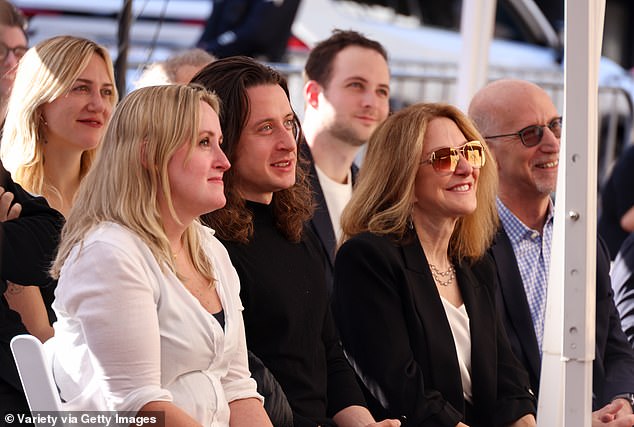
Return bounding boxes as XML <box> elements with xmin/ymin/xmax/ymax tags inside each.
<box><xmin>304</xmin><ymin>80</ymin><xmax>321</xmax><ymax>109</ymax></box>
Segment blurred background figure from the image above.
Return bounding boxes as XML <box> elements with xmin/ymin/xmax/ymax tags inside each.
<box><xmin>0</xmin><ymin>0</ymin><xmax>27</xmax><ymax>131</ymax></box>
<box><xmin>196</xmin><ymin>0</ymin><xmax>301</xmax><ymax>62</ymax></box>
<box><xmin>1</xmin><ymin>35</ymin><xmax>117</xmax><ymax>343</ymax></box>
<box><xmin>599</xmin><ymin>144</ymin><xmax>634</xmax><ymax>260</ymax></box>
<box><xmin>610</xmin><ymin>231</ymin><xmax>634</xmax><ymax>347</ymax></box>
<box><xmin>134</xmin><ymin>48</ymin><xmax>215</xmax><ymax>89</ymax></box>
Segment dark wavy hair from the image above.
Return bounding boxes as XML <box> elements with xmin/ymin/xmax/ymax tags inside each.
<box><xmin>191</xmin><ymin>56</ymin><xmax>313</xmax><ymax>243</ymax></box>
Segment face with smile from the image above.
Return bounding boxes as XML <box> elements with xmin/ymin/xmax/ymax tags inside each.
<box><xmin>312</xmin><ymin>45</ymin><xmax>390</xmax><ymax>147</ymax></box>
<box><xmin>232</xmin><ymin>84</ymin><xmax>298</xmax><ymax>204</ymax></box>
<box><xmin>0</xmin><ymin>24</ymin><xmax>27</xmax><ymax>103</ymax></box>
<box><xmin>40</xmin><ymin>53</ymin><xmax>115</xmax><ymax>153</ymax></box>
<box><xmin>485</xmin><ymin>83</ymin><xmax>560</xmax><ymax>201</ymax></box>
<box><xmin>166</xmin><ymin>100</ymin><xmax>230</xmax><ymax>223</ymax></box>
<box><xmin>413</xmin><ymin>117</ymin><xmax>479</xmax><ymax>223</ymax></box>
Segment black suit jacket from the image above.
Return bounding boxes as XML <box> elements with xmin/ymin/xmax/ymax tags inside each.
<box><xmin>333</xmin><ymin>231</ymin><xmax>536</xmax><ymax>427</ymax></box>
<box><xmin>301</xmin><ymin>144</ymin><xmax>358</xmax><ymax>293</ymax></box>
<box><xmin>491</xmin><ymin>228</ymin><xmax>634</xmax><ymax>409</ymax></box>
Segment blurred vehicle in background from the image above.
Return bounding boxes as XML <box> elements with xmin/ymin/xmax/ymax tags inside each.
<box><xmin>12</xmin><ymin>0</ymin><xmax>634</xmax><ymax>185</ymax></box>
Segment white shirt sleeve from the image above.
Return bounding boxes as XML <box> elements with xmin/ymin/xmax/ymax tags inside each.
<box><xmin>54</xmin><ymin>233</ymin><xmax>171</xmax><ymax>412</ymax></box>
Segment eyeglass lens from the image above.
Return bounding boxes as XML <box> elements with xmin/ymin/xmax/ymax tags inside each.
<box><xmin>0</xmin><ymin>42</ymin><xmax>28</xmax><ymax>62</ymax></box>
<box><xmin>519</xmin><ymin>117</ymin><xmax>562</xmax><ymax>147</ymax></box>
<box><xmin>432</xmin><ymin>141</ymin><xmax>485</xmax><ymax>173</ymax></box>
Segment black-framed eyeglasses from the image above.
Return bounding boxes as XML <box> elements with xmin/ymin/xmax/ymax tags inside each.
<box><xmin>484</xmin><ymin>116</ymin><xmax>562</xmax><ymax>147</ymax></box>
<box><xmin>420</xmin><ymin>140</ymin><xmax>486</xmax><ymax>174</ymax></box>
<box><xmin>0</xmin><ymin>42</ymin><xmax>28</xmax><ymax>62</ymax></box>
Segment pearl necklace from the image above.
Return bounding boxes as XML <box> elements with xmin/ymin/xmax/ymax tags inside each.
<box><xmin>429</xmin><ymin>263</ymin><xmax>456</xmax><ymax>287</ymax></box>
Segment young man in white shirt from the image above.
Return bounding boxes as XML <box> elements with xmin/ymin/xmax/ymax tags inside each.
<box><xmin>301</xmin><ymin>29</ymin><xmax>390</xmax><ymax>289</ymax></box>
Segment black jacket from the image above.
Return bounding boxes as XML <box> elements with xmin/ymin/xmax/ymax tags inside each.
<box><xmin>490</xmin><ymin>228</ymin><xmax>634</xmax><ymax>409</ymax></box>
<box><xmin>302</xmin><ymin>143</ymin><xmax>358</xmax><ymax>294</ymax></box>
<box><xmin>333</xmin><ymin>231</ymin><xmax>536</xmax><ymax>426</ymax></box>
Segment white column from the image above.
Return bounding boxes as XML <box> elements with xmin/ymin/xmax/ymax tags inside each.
<box><xmin>538</xmin><ymin>1</ymin><xmax>605</xmax><ymax>426</ymax></box>
<box><xmin>455</xmin><ymin>0</ymin><xmax>496</xmax><ymax>111</ymax></box>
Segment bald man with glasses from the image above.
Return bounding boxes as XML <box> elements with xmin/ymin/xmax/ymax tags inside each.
<box><xmin>469</xmin><ymin>79</ymin><xmax>634</xmax><ymax>425</ymax></box>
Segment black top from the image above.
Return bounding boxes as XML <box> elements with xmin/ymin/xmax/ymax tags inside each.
<box><xmin>333</xmin><ymin>231</ymin><xmax>536</xmax><ymax>427</ymax></box>
<box><xmin>0</xmin><ymin>160</ymin><xmax>64</xmax><ymax>411</ymax></box>
<box><xmin>212</xmin><ymin>309</ymin><xmax>225</xmax><ymax>331</ymax></box>
<box><xmin>220</xmin><ymin>201</ymin><xmax>365</xmax><ymax>426</ymax></box>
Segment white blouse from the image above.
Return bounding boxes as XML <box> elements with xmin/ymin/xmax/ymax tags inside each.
<box><xmin>440</xmin><ymin>297</ymin><xmax>473</xmax><ymax>403</ymax></box>
<box><xmin>50</xmin><ymin>222</ymin><xmax>261</xmax><ymax>426</ymax></box>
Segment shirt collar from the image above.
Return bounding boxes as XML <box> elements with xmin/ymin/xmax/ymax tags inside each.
<box><xmin>497</xmin><ymin>197</ymin><xmax>554</xmax><ymax>245</ymax></box>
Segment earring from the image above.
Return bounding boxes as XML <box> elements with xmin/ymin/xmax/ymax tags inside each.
<box><xmin>407</xmin><ymin>216</ymin><xmax>414</xmax><ymax>230</ymax></box>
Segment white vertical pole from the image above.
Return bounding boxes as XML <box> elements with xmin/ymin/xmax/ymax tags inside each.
<box><xmin>455</xmin><ymin>0</ymin><xmax>496</xmax><ymax>112</ymax></box>
<box><xmin>538</xmin><ymin>1</ymin><xmax>604</xmax><ymax>426</ymax></box>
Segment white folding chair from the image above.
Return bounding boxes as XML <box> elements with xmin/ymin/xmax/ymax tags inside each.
<box><xmin>10</xmin><ymin>334</ymin><xmax>62</xmax><ymax>414</ymax></box>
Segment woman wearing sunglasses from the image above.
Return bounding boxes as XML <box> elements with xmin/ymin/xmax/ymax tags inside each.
<box><xmin>332</xmin><ymin>103</ymin><xmax>537</xmax><ymax>426</ymax></box>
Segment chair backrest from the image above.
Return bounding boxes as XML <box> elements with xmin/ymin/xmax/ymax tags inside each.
<box><xmin>10</xmin><ymin>334</ymin><xmax>62</xmax><ymax>413</ymax></box>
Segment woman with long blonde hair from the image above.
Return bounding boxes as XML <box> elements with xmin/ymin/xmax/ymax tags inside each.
<box><xmin>50</xmin><ymin>84</ymin><xmax>271</xmax><ymax>426</ymax></box>
<box><xmin>333</xmin><ymin>103</ymin><xmax>537</xmax><ymax>426</ymax></box>
<box><xmin>1</xmin><ymin>35</ymin><xmax>117</xmax><ymax>342</ymax></box>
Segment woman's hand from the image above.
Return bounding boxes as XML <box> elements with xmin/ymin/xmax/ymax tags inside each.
<box><xmin>0</xmin><ymin>187</ymin><xmax>21</xmax><ymax>222</ymax></box>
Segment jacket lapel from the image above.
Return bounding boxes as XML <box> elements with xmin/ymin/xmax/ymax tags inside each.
<box><xmin>491</xmin><ymin>229</ymin><xmax>541</xmax><ymax>383</ymax></box>
<box><xmin>301</xmin><ymin>144</ymin><xmax>337</xmax><ymax>266</ymax></box>
<box><xmin>457</xmin><ymin>258</ymin><xmax>496</xmax><ymax>406</ymax></box>
<box><xmin>401</xmin><ymin>236</ymin><xmax>465</xmax><ymax>410</ymax></box>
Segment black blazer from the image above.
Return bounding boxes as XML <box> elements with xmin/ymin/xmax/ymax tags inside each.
<box><xmin>301</xmin><ymin>143</ymin><xmax>358</xmax><ymax>293</ymax></box>
<box><xmin>491</xmin><ymin>228</ymin><xmax>634</xmax><ymax>409</ymax></box>
<box><xmin>333</xmin><ymin>231</ymin><xmax>536</xmax><ymax>427</ymax></box>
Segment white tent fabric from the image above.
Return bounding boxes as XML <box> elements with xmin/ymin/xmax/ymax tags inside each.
<box><xmin>456</xmin><ymin>0</ymin><xmax>496</xmax><ymax>111</ymax></box>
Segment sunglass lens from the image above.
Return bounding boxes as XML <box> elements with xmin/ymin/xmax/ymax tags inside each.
<box><xmin>464</xmin><ymin>143</ymin><xmax>484</xmax><ymax>168</ymax></box>
<box><xmin>432</xmin><ymin>148</ymin><xmax>456</xmax><ymax>172</ymax></box>
<box><xmin>550</xmin><ymin>118</ymin><xmax>562</xmax><ymax>138</ymax></box>
<box><xmin>520</xmin><ymin>126</ymin><xmax>543</xmax><ymax>147</ymax></box>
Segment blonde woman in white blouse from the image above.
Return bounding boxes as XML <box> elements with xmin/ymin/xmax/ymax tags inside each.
<box><xmin>49</xmin><ymin>84</ymin><xmax>272</xmax><ymax>427</ymax></box>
